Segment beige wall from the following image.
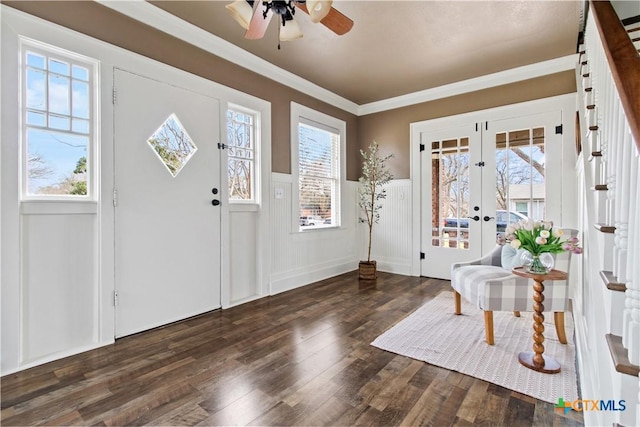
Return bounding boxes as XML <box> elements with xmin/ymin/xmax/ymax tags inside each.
<box><xmin>4</xmin><ymin>1</ymin><xmax>576</xmax><ymax>181</ymax></box>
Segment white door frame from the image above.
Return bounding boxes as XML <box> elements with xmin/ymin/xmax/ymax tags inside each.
<box><xmin>410</xmin><ymin>93</ymin><xmax>578</xmax><ymax>277</ymax></box>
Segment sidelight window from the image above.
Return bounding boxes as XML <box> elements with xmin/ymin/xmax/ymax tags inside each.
<box><xmin>226</xmin><ymin>106</ymin><xmax>258</xmax><ymax>203</ymax></box>
<box><xmin>21</xmin><ymin>40</ymin><xmax>97</xmax><ymax>198</ymax></box>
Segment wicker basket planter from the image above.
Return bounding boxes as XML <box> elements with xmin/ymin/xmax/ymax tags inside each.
<box><xmin>359</xmin><ymin>260</ymin><xmax>377</xmax><ymax>280</ymax></box>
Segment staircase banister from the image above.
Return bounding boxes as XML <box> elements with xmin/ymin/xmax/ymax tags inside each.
<box><xmin>590</xmin><ymin>0</ymin><xmax>640</xmax><ymax>151</ymax></box>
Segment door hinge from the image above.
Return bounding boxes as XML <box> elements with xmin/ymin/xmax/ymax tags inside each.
<box><xmin>420</xmin><ymin>252</ymin><xmax>425</xmax><ymax>260</ymax></box>
<box><xmin>217</xmin><ymin>142</ymin><xmax>227</xmax><ymax>150</ymax></box>
<box><xmin>555</xmin><ymin>124</ymin><xmax>563</xmax><ymax>134</ymax></box>
<box><xmin>113</xmin><ymin>187</ymin><xmax>118</xmax><ymax>207</ymax></box>
<box><xmin>113</xmin><ymin>290</ymin><xmax>119</xmax><ymax>307</ymax></box>
<box><xmin>475</xmin><ymin>161</ymin><xmax>485</xmax><ymax>167</ymax></box>
<box><xmin>419</xmin><ymin>143</ymin><xmax>425</xmax><ymax>152</ymax></box>
<box><xmin>112</xmin><ymin>87</ymin><xmax>117</xmax><ymax>104</ymax></box>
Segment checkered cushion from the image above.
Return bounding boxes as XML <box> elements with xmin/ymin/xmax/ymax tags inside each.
<box><xmin>451</xmin><ymin>264</ymin><xmax>569</xmax><ymax>312</ymax></box>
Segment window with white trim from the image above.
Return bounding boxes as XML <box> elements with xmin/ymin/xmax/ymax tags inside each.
<box><xmin>291</xmin><ymin>103</ymin><xmax>345</xmax><ymax>231</ymax></box>
<box><xmin>21</xmin><ymin>40</ymin><xmax>97</xmax><ymax>198</ymax></box>
<box><xmin>226</xmin><ymin>106</ymin><xmax>258</xmax><ymax>203</ymax></box>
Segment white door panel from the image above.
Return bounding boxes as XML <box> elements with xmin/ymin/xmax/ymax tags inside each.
<box><xmin>114</xmin><ymin>69</ymin><xmax>221</xmax><ymax>338</ymax></box>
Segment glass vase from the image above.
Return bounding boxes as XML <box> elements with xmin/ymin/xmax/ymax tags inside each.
<box><xmin>520</xmin><ymin>251</ymin><xmax>554</xmax><ymax>274</ymax></box>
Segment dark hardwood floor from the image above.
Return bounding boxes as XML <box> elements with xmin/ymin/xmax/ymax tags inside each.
<box><xmin>1</xmin><ymin>271</ymin><xmax>584</xmax><ymax>426</ymax></box>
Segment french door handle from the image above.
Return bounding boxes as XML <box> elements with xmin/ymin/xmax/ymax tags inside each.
<box><xmin>483</xmin><ymin>216</ymin><xmax>495</xmax><ymax>221</ymax></box>
<box><xmin>467</xmin><ymin>216</ymin><xmax>480</xmax><ymax>222</ymax></box>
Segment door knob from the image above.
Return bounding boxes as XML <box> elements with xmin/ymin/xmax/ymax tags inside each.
<box><xmin>483</xmin><ymin>216</ymin><xmax>495</xmax><ymax>221</ymax></box>
<box><xmin>467</xmin><ymin>216</ymin><xmax>480</xmax><ymax>221</ymax></box>
<box><xmin>211</xmin><ymin>199</ymin><xmax>220</xmax><ymax>206</ymax></box>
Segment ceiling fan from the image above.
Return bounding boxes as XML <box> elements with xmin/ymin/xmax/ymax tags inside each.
<box><xmin>226</xmin><ymin>0</ymin><xmax>353</xmax><ymax>47</ymax></box>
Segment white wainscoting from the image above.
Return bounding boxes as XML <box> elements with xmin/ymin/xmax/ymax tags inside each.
<box><xmin>359</xmin><ymin>179</ymin><xmax>414</xmax><ymax>276</ymax></box>
<box><xmin>270</xmin><ymin>173</ymin><xmax>360</xmax><ymax>294</ymax></box>
<box><xmin>19</xmin><ymin>206</ymin><xmax>99</xmax><ymax>364</ymax></box>
<box><xmin>228</xmin><ymin>209</ymin><xmax>261</xmax><ymax>305</ymax></box>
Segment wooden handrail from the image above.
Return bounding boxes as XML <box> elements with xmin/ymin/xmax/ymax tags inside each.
<box><xmin>590</xmin><ymin>0</ymin><xmax>640</xmax><ymax>151</ymax></box>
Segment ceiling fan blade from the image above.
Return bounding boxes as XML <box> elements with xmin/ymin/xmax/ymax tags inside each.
<box><xmin>245</xmin><ymin>1</ymin><xmax>273</xmax><ymax>40</ymax></box>
<box><xmin>295</xmin><ymin>2</ymin><xmax>353</xmax><ymax>36</ymax></box>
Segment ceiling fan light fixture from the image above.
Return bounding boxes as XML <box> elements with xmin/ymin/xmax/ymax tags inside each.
<box><xmin>225</xmin><ymin>0</ymin><xmax>254</xmax><ymax>30</ymax></box>
<box><xmin>279</xmin><ymin>18</ymin><xmax>303</xmax><ymax>41</ymax></box>
<box><xmin>306</xmin><ymin>0</ymin><xmax>333</xmax><ymax>23</ymax></box>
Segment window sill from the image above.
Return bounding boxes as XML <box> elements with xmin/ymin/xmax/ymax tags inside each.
<box><xmin>292</xmin><ymin>225</ymin><xmax>348</xmax><ymax>237</ymax></box>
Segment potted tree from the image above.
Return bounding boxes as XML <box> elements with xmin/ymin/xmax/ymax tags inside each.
<box><xmin>358</xmin><ymin>141</ymin><xmax>393</xmax><ymax>280</ymax></box>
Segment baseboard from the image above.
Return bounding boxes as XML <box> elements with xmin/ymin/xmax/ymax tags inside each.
<box><xmin>3</xmin><ymin>340</ymin><xmax>114</xmax><ymax>376</ymax></box>
<box><xmin>270</xmin><ymin>258</ymin><xmax>359</xmax><ymax>295</ymax></box>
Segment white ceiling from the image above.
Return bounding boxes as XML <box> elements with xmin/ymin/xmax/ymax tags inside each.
<box><xmin>137</xmin><ymin>1</ymin><xmax>584</xmax><ymax>106</ymax></box>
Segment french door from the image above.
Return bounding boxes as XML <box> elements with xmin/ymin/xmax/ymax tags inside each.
<box><xmin>420</xmin><ymin>111</ymin><xmax>562</xmax><ymax>279</ymax></box>
<box><xmin>114</xmin><ymin>68</ymin><xmax>222</xmax><ymax>338</ymax></box>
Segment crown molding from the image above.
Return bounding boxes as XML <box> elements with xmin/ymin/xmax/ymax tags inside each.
<box><xmin>357</xmin><ymin>54</ymin><xmax>578</xmax><ymax>116</ymax></box>
<box><xmin>98</xmin><ymin>1</ymin><xmax>577</xmax><ymax>117</ymax></box>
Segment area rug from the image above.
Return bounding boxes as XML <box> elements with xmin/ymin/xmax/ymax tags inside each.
<box><xmin>371</xmin><ymin>291</ymin><xmax>579</xmax><ymax>404</ymax></box>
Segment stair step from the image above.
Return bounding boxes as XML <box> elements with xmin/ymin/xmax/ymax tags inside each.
<box><xmin>606</xmin><ymin>334</ymin><xmax>640</xmax><ymax>377</ymax></box>
<box><xmin>600</xmin><ymin>270</ymin><xmax>626</xmax><ymax>292</ymax></box>
<box><xmin>594</xmin><ymin>223</ymin><xmax>616</xmax><ymax>233</ymax></box>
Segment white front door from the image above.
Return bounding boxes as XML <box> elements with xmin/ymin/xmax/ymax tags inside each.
<box><xmin>420</xmin><ymin>111</ymin><xmax>562</xmax><ymax>279</ymax></box>
<box><xmin>114</xmin><ymin>68</ymin><xmax>222</xmax><ymax>338</ymax></box>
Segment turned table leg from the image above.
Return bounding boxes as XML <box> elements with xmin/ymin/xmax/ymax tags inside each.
<box><xmin>517</xmin><ymin>278</ymin><xmax>561</xmax><ymax>374</ymax></box>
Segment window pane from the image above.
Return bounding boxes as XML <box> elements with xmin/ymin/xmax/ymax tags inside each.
<box><xmin>72</xmin><ymin>119</ymin><xmax>90</xmax><ymax>134</ymax></box>
<box><xmin>26</xmin><ymin>68</ymin><xmax>46</xmax><ymax>110</ymax></box>
<box><xmin>147</xmin><ymin>114</ymin><xmax>198</xmax><ymax>178</ymax></box>
<box><xmin>48</xmin><ymin>58</ymin><xmax>69</xmax><ymax>76</ymax></box>
<box><xmin>72</xmin><ymin>65</ymin><xmax>89</xmax><ymax>81</ymax></box>
<box><xmin>495</xmin><ymin>127</ymin><xmax>546</xmax><ymax>225</ymax></box>
<box><xmin>26</xmin><ymin>128</ymin><xmax>88</xmax><ymax>196</ymax></box>
<box><xmin>27</xmin><ymin>110</ymin><xmax>46</xmax><ymax>126</ymax></box>
<box><xmin>299</xmin><ymin>124</ymin><xmax>335</xmax><ymax>179</ymax></box>
<box><xmin>299</xmin><ymin>176</ymin><xmax>333</xmax><ymax>226</ymax></box>
<box><xmin>228</xmin><ymin>159</ymin><xmax>253</xmax><ymax>200</ymax></box>
<box><xmin>72</xmin><ymin>80</ymin><xmax>89</xmax><ymax>119</ymax></box>
<box><xmin>431</xmin><ymin>137</ymin><xmax>470</xmax><ymax>249</ymax></box>
<box><xmin>26</xmin><ymin>52</ymin><xmax>46</xmax><ymax>70</ymax></box>
<box><xmin>227</xmin><ymin>108</ymin><xmax>256</xmax><ymax>202</ymax></box>
<box><xmin>49</xmin><ymin>114</ymin><xmax>70</xmax><ymax>131</ymax></box>
<box><xmin>48</xmin><ymin>74</ymin><xmax>70</xmax><ymax>115</ymax></box>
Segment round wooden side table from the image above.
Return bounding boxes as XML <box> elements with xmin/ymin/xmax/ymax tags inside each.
<box><xmin>512</xmin><ymin>266</ymin><xmax>568</xmax><ymax>374</ymax></box>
